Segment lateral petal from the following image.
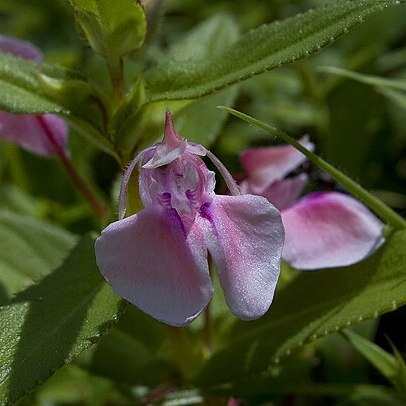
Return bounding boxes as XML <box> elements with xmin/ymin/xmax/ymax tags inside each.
<box><xmin>240</xmin><ymin>137</ymin><xmax>314</xmax><ymax>193</ymax></box>
<box><xmin>282</xmin><ymin>192</ymin><xmax>384</xmax><ymax>269</ymax></box>
<box><xmin>95</xmin><ymin>206</ymin><xmax>213</xmax><ymax>326</ymax></box>
<box><xmin>201</xmin><ymin>195</ymin><xmax>284</xmax><ymax>320</ymax></box>
<box><xmin>241</xmin><ymin>174</ymin><xmax>309</xmax><ymax>210</ymax></box>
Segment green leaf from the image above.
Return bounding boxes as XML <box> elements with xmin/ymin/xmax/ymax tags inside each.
<box><xmin>0</xmin><ymin>234</ymin><xmax>122</xmax><ymax>405</ymax></box>
<box><xmin>143</xmin><ymin>0</ymin><xmax>402</xmax><ymax>102</ymax></box>
<box><xmin>380</xmin><ymin>88</ymin><xmax>406</xmax><ymax>111</ymax></box>
<box><xmin>165</xmin><ymin>13</ymin><xmax>239</xmax><ymax>60</ymax></box>
<box><xmin>0</xmin><ymin>51</ymin><xmax>116</xmax><ymax>156</ymax></box>
<box><xmin>0</xmin><ymin>210</ymin><xmax>76</xmax><ymax>303</ymax></box>
<box><xmin>319</xmin><ymin>66</ymin><xmax>406</xmax><ymax>92</ymax></box>
<box><xmin>69</xmin><ymin>0</ymin><xmax>146</xmax><ymax>64</ymax></box>
<box><xmin>343</xmin><ymin>330</ymin><xmax>406</xmax><ymax>394</ymax></box>
<box><xmin>0</xmin><ymin>52</ymin><xmax>66</xmax><ymax>114</ymax></box>
<box><xmin>342</xmin><ymin>330</ymin><xmax>398</xmax><ymax>385</ymax></box>
<box><xmin>198</xmin><ymin>230</ymin><xmax>406</xmax><ymax>387</ymax></box>
<box><xmin>0</xmin><ymin>80</ymin><xmax>64</xmax><ymax>114</ymax></box>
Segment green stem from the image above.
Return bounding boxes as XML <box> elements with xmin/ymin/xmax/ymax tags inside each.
<box><xmin>108</xmin><ymin>58</ymin><xmax>125</xmax><ymax>108</ymax></box>
<box><xmin>219</xmin><ymin>106</ymin><xmax>406</xmax><ymax>230</ymax></box>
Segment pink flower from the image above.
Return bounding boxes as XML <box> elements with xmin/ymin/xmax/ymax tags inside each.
<box><xmin>0</xmin><ymin>35</ymin><xmax>68</xmax><ymax>156</ymax></box>
<box><xmin>240</xmin><ymin>138</ymin><xmax>384</xmax><ymax>270</ymax></box>
<box><xmin>95</xmin><ymin>112</ymin><xmax>284</xmax><ymax>326</ymax></box>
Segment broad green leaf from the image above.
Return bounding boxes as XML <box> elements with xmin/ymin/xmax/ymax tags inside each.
<box><xmin>0</xmin><ymin>234</ymin><xmax>122</xmax><ymax>405</ymax></box>
<box><xmin>69</xmin><ymin>0</ymin><xmax>146</xmax><ymax>64</ymax></box>
<box><xmin>198</xmin><ymin>230</ymin><xmax>406</xmax><ymax>387</ymax></box>
<box><xmin>143</xmin><ymin>0</ymin><xmax>402</xmax><ymax>102</ymax></box>
<box><xmin>165</xmin><ymin>13</ymin><xmax>239</xmax><ymax>60</ymax></box>
<box><xmin>0</xmin><ymin>80</ymin><xmax>64</xmax><ymax>114</ymax></box>
<box><xmin>0</xmin><ymin>210</ymin><xmax>76</xmax><ymax>303</ymax></box>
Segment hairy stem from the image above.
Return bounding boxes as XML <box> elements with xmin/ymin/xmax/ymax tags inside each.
<box><xmin>36</xmin><ymin>116</ymin><xmax>107</xmax><ymax>221</ymax></box>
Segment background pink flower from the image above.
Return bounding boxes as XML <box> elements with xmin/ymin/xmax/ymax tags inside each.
<box><xmin>240</xmin><ymin>139</ymin><xmax>384</xmax><ymax>269</ymax></box>
<box><xmin>0</xmin><ymin>34</ymin><xmax>68</xmax><ymax>157</ymax></box>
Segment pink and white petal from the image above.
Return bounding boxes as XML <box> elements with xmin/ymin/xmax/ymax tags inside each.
<box><xmin>0</xmin><ymin>34</ymin><xmax>43</xmax><ymax>62</ymax></box>
<box><xmin>0</xmin><ymin>113</ymin><xmax>67</xmax><ymax>156</ymax></box>
<box><xmin>240</xmin><ymin>137</ymin><xmax>314</xmax><ymax>193</ymax></box>
<box><xmin>261</xmin><ymin>174</ymin><xmax>309</xmax><ymax>210</ymax></box>
<box><xmin>200</xmin><ymin>195</ymin><xmax>284</xmax><ymax>320</ymax></box>
<box><xmin>95</xmin><ymin>206</ymin><xmax>213</xmax><ymax>326</ymax></box>
<box><xmin>282</xmin><ymin>192</ymin><xmax>384</xmax><ymax>269</ymax></box>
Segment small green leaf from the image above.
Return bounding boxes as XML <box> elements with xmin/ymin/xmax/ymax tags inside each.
<box><xmin>342</xmin><ymin>330</ymin><xmax>398</xmax><ymax>385</ymax></box>
<box><xmin>0</xmin><ymin>210</ymin><xmax>76</xmax><ymax>303</ymax></box>
<box><xmin>343</xmin><ymin>330</ymin><xmax>406</xmax><ymax>394</ymax></box>
<box><xmin>198</xmin><ymin>230</ymin><xmax>406</xmax><ymax>386</ymax></box>
<box><xmin>380</xmin><ymin>88</ymin><xmax>406</xmax><ymax>111</ymax></box>
<box><xmin>143</xmin><ymin>0</ymin><xmax>402</xmax><ymax>101</ymax></box>
<box><xmin>69</xmin><ymin>0</ymin><xmax>146</xmax><ymax>64</ymax></box>
<box><xmin>0</xmin><ymin>234</ymin><xmax>122</xmax><ymax>405</ymax></box>
<box><xmin>319</xmin><ymin>66</ymin><xmax>406</xmax><ymax>92</ymax></box>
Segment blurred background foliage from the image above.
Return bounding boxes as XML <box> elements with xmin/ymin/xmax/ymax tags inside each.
<box><xmin>1</xmin><ymin>0</ymin><xmax>406</xmax><ymax>404</ymax></box>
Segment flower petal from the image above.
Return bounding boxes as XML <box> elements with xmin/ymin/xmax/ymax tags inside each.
<box><xmin>95</xmin><ymin>206</ymin><xmax>213</xmax><ymax>326</ymax></box>
<box><xmin>200</xmin><ymin>195</ymin><xmax>284</xmax><ymax>320</ymax></box>
<box><xmin>282</xmin><ymin>192</ymin><xmax>384</xmax><ymax>269</ymax></box>
<box><xmin>240</xmin><ymin>136</ymin><xmax>314</xmax><ymax>193</ymax></box>
<box><xmin>0</xmin><ymin>113</ymin><xmax>67</xmax><ymax>156</ymax></box>
<box><xmin>0</xmin><ymin>34</ymin><xmax>43</xmax><ymax>62</ymax></box>
<box><xmin>241</xmin><ymin>174</ymin><xmax>308</xmax><ymax>210</ymax></box>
